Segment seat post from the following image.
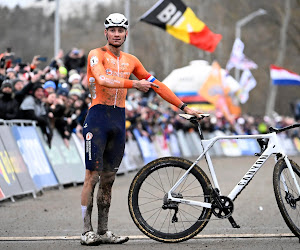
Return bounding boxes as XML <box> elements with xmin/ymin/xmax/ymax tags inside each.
<box><xmin>197</xmin><ymin>122</ymin><xmax>204</xmax><ymax>140</ymax></box>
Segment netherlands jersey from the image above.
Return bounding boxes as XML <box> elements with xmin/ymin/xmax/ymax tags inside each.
<box><xmin>87</xmin><ymin>46</ymin><xmax>182</xmax><ymax>108</ymax></box>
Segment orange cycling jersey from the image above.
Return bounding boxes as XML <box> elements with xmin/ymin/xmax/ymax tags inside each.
<box><xmin>87</xmin><ymin>46</ymin><xmax>182</xmax><ymax>108</ymax></box>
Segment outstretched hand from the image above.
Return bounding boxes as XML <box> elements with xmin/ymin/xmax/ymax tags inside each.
<box><xmin>133</xmin><ymin>79</ymin><xmax>159</xmax><ymax>93</ymax></box>
<box><xmin>182</xmin><ymin>106</ymin><xmax>204</xmax><ymax>118</ymax></box>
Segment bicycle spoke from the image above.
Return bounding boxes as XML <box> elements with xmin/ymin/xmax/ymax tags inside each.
<box><xmin>144</xmin><ymin>179</ymin><xmax>165</xmax><ymax>193</ymax></box>
<box><xmin>139</xmin><ymin>188</ymin><xmax>162</xmax><ymax>200</ymax></box>
<box><xmin>149</xmin><ymin>173</ymin><xmax>165</xmax><ymax>192</ymax></box>
<box><xmin>138</xmin><ymin>198</ymin><xmax>162</xmax><ymax>206</ymax></box>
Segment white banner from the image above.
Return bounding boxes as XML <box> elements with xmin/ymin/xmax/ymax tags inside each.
<box><xmin>226</xmin><ymin>38</ymin><xmax>257</xmax><ymax>72</ymax></box>
<box><xmin>237</xmin><ymin>69</ymin><xmax>257</xmax><ymax>104</ymax></box>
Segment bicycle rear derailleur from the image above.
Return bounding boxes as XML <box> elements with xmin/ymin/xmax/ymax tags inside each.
<box><xmin>162</xmin><ymin>192</ymin><xmax>183</xmax><ymax>223</ymax></box>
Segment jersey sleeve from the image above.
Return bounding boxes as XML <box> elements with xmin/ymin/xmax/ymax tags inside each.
<box><xmin>88</xmin><ymin>50</ymin><xmax>133</xmax><ymax>88</ymax></box>
<box><xmin>132</xmin><ymin>56</ymin><xmax>183</xmax><ymax>108</ymax></box>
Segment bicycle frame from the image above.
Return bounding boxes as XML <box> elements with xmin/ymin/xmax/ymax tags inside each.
<box><xmin>167</xmin><ymin>128</ymin><xmax>300</xmax><ymax>209</ymax></box>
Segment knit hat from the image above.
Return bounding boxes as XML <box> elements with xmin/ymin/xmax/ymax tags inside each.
<box><xmin>68</xmin><ymin>73</ymin><xmax>81</xmax><ymax>83</ymax></box>
<box><xmin>32</xmin><ymin>84</ymin><xmax>44</xmax><ymax>94</ymax></box>
<box><xmin>59</xmin><ymin>66</ymin><xmax>68</xmax><ymax>76</ymax></box>
<box><xmin>1</xmin><ymin>79</ymin><xmax>13</xmax><ymax>90</ymax></box>
<box><xmin>57</xmin><ymin>87</ymin><xmax>69</xmax><ymax>97</ymax></box>
<box><xmin>68</xmin><ymin>88</ymin><xmax>82</xmax><ymax>98</ymax></box>
<box><xmin>43</xmin><ymin>80</ymin><xmax>56</xmax><ymax>90</ymax></box>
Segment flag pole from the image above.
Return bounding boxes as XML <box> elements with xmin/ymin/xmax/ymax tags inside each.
<box><xmin>265</xmin><ymin>0</ymin><xmax>290</xmax><ymax>117</ymax></box>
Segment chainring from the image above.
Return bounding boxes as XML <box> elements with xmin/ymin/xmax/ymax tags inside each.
<box><xmin>211</xmin><ymin>196</ymin><xmax>234</xmax><ymax>219</ymax></box>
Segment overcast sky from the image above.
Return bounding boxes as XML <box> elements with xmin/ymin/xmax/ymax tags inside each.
<box><xmin>0</xmin><ymin>0</ymin><xmax>32</xmax><ymax>8</ymax></box>
<box><xmin>0</xmin><ymin>0</ymin><xmax>109</xmax><ymax>9</ymax></box>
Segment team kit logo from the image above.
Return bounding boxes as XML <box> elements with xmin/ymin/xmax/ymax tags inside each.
<box><xmin>90</xmin><ymin>56</ymin><xmax>99</xmax><ymax>67</ymax></box>
<box><xmin>86</xmin><ymin>132</ymin><xmax>93</xmax><ymax>160</ymax></box>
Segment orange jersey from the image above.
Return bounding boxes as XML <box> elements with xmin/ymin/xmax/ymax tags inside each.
<box><xmin>87</xmin><ymin>46</ymin><xmax>182</xmax><ymax>108</ymax></box>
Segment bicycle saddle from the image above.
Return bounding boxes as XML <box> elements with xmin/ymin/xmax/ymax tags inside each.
<box><xmin>179</xmin><ymin>114</ymin><xmax>210</xmax><ymax>120</ymax></box>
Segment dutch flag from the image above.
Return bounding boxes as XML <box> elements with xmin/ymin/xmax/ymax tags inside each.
<box><xmin>270</xmin><ymin>64</ymin><xmax>300</xmax><ymax>85</ymax></box>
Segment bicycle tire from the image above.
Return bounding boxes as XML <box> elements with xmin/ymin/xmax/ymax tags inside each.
<box><xmin>128</xmin><ymin>157</ymin><xmax>212</xmax><ymax>243</ymax></box>
<box><xmin>273</xmin><ymin>158</ymin><xmax>300</xmax><ymax>237</ymax></box>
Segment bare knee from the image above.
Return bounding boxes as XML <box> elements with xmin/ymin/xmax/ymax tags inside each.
<box><xmin>83</xmin><ymin>170</ymin><xmax>99</xmax><ymax>188</ymax></box>
<box><xmin>99</xmin><ymin>171</ymin><xmax>116</xmax><ymax>189</ymax></box>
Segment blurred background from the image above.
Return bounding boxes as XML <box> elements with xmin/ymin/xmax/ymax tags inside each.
<box><xmin>0</xmin><ymin>0</ymin><xmax>299</xmax><ymax>116</ymax></box>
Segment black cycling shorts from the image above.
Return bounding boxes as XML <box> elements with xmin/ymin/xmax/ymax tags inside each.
<box><xmin>83</xmin><ymin>104</ymin><xmax>125</xmax><ymax>172</ymax></box>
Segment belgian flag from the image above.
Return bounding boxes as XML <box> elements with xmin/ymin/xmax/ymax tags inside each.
<box><xmin>140</xmin><ymin>0</ymin><xmax>222</xmax><ymax>53</ymax></box>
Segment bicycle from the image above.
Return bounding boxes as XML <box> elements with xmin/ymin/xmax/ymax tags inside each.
<box><xmin>128</xmin><ymin>114</ymin><xmax>300</xmax><ymax>243</ymax></box>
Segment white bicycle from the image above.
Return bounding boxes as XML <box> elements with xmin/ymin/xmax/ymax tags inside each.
<box><xmin>128</xmin><ymin>114</ymin><xmax>300</xmax><ymax>243</ymax></box>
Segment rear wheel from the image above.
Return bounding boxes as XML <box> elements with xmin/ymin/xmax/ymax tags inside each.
<box><xmin>128</xmin><ymin>157</ymin><xmax>212</xmax><ymax>243</ymax></box>
<box><xmin>273</xmin><ymin>158</ymin><xmax>300</xmax><ymax>237</ymax></box>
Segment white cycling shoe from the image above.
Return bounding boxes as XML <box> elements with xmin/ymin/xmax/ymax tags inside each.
<box><xmin>80</xmin><ymin>231</ymin><xmax>101</xmax><ymax>246</ymax></box>
<box><xmin>99</xmin><ymin>231</ymin><xmax>129</xmax><ymax>244</ymax></box>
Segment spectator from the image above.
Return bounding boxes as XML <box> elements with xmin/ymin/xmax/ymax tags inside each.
<box><xmin>19</xmin><ymin>84</ymin><xmax>52</xmax><ymax>147</ymax></box>
<box><xmin>64</xmin><ymin>48</ymin><xmax>86</xmax><ymax>73</ymax></box>
<box><xmin>43</xmin><ymin>80</ymin><xmax>56</xmax><ymax>95</ymax></box>
<box><xmin>0</xmin><ymin>79</ymin><xmax>19</xmax><ymax>120</ymax></box>
<box><xmin>68</xmin><ymin>72</ymin><xmax>81</xmax><ymax>88</ymax></box>
<box><xmin>6</xmin><ymin>68</ymin><xmax>17</xmax><ymax>80</ymax></box>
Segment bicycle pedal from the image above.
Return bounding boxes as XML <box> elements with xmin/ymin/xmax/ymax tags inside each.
<box><xmin>228</xmin><ymin>216</ymin><xmax>240</xmax><ymax>228</ymax></box>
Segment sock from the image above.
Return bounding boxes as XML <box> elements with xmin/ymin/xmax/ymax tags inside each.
<box><xmin>81</xmin><ymin>205</ymin><xmax>87</xmax><ymax>221</ymax></box>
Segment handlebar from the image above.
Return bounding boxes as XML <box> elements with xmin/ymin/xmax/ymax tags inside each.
<box><xmin>269</xmin><ymin>123</ymin><xmax>300</xmax><ymax>134</ymax></box>
<box><xmin>179</xmin><ymin>114</ymin><xmax>300</xmax><ymax>135</ymax></box>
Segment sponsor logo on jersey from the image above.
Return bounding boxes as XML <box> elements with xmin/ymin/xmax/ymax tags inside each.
<box><xmin>90</xmin><ymin>56</ymin><xmax>99</xmax><ymax>67</ymax></box>
<box><xmin>86</xmin><ymin>132</ymin><xmax>93</xmax><ymax>141</ymax></box>
<box><xmin>106</xmin><ymin>69</ymin><xmax>113</xmax><ymax>75</ymax></box>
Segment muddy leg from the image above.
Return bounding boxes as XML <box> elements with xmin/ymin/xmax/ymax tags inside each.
<box><xmin>81</xmin><ymin>170</ymin><xmax>99</xmax><ymax>233</ymax></box>
<box><xmin>97</xmin><ymin>171</ymin><xmax>116</xmax><ymax>235</ymax></box>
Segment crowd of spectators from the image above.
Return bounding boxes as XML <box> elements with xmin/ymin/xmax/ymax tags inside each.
<box><xmin>0</xmin><ymin>47</ymin><xmax>299</xmax><ymax>149</ymax></box>
<box><xmin>0</xmin><ymin>47</ymin><xmax>89</xmax><ymax>148</ymax></box>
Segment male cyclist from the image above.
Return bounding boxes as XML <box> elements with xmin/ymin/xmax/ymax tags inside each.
<box><xmin>80</xmin><ymin>13</ymin><xmax>202</xmax><ymax>245</ymax></box>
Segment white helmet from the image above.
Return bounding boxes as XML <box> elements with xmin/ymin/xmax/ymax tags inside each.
<box><xmin>104</xmin><ymin>13</ymin><xmax>129</xmax><ymax>29</ymax></box>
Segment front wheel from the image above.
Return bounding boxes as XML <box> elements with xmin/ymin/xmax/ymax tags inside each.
<box><xmin>128</xmin><ymin>157</ymin><xmax>212</xmax><ymax>243</ymax></box>
<box><xmin>273</xmin><ymin>158</ymin><xmax>300</xmax><ymax>237</ymax></box>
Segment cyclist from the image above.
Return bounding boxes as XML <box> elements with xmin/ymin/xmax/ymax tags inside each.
<box><xmin>80</xmin><ymin>13</ymin><xmax>202</xmax><ymax>245</ymax></box>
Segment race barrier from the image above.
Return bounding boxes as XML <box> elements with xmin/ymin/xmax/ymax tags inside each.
<box><xmin>0</xmin><ymin>120</ymin><xmax>84</xmax><ymax>202</ymax></box>
<box><xmin>0</xmin><ymin>119</ymin><xmax>299</xmax><ymax>202</ymax></box>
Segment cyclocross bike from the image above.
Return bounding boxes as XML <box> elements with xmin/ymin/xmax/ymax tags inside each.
<box><xmin>128</xmin><ymin>114</ymin><xmax>300</xmax><ymax>243</ymax></box>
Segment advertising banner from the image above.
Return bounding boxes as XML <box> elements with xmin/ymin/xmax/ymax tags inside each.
<box><xmin>153</xmin><ymin>134</ymin><xmax>171</xmax><ymax>157</ymax></box>
<box><xmin>0</xmin><ymin>126</ymin><xmax>36</xmax><ymax>193</ymax></box>
<box><xmin>133</xmin><ymin>128</ymin><xmax>157</xmax><ymax>164</ymax></box>
<box><xmin>176</xmin><ymin>130</ymin><xmax>192</xmax><ymax>158</ymax></box>
<box><xmin>126</xmin><ymin>138</ymin><xmax>143</xmax><ymax>170</ymax></box>
<box><xmin>168</xmin><ymin>133</ymin><xmax>181</xmax><ymax>157</ymax></box>
<box><xmin>185</xmin><ymin>133</ymin><xmax>199</xmax><ymax>156</ymax></box>
<box><xmin>11</xmin><ymin>126</ymin><xmax>58</xmax><ymax>190</ymax></box>
<box><xmin>0</xmin><ymin>136</ymin><xmax>23</xmax><ymax>199</ymax></box>
<box><xmin>38</xmin><ymin>129</ymin><xmax>85</xmax><ymax>184</ymax></box>
<box><xmin>236</xmin><ymin>139</ymin><xmax>260</xmax><ymax>156</ymax></box>
<box><xmin>0</xmin><ymin>187</ymin><xmax>5</xmax><ymax>200</ymax></box>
